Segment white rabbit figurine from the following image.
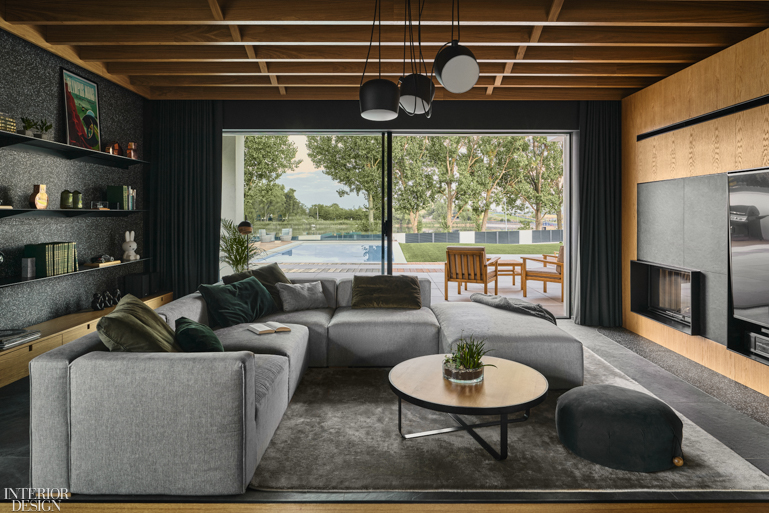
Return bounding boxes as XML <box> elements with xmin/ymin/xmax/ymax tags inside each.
<box><xmin>122</xmin><ymin>231</ymin><xmax>140</xmax><ymax>261</ymax></box>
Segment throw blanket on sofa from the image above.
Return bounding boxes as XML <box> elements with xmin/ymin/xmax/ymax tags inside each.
<box><xmin>470</xmin><ymin>293</ymin><xmax>557</xmax><ymax>325</ymax></box>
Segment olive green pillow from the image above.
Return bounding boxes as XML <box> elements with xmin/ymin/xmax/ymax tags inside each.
<box><xmin>97</xmin><ymin>294</ymin><xmax>181</xmax><ymax>352</ymax></box>
<box><xmin>199</xmin><ymin>276</ymin><xmax>277</xmax><ymax>328</ymax></box>
<box><xmin>222</xmin><ymin>263</ymin><xmax>292</xmax><ymax>310</ymax></box>
<box><xmin>351</xmin><ymin>275</ymin><xmax>422</xmax><ymax>309</ymax></box>
<box><xmin>175</xmin><ymin>317</ymin><xmax>224</xmax><ymax>352</ymax></box>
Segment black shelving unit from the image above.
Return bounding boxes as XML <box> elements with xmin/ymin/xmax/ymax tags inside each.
<box><xmin>0</xmin><ymin>131</ymin><xmax>148</xmax><ymax>170</ymax></box>
<box><xmin>0</xmin><ymin>258</ymin><xmax>151</xmax><ymax>289</ymax></box>
<box><xmin>0</xmin><ymin>209</ymin><xmax>147</xmax><ymax>219</ymax></box>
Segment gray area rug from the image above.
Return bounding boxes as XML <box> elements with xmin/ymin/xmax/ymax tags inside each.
<box><xmin>250</xmin><ymin>348</ymin><xmax>769</xmax><ymax>492</ymax></box>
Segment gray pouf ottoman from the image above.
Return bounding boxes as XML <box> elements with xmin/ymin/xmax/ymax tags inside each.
<box><xmin>555</xmin><ymin>384</ymin><xmax>684</xmax><ymax>473</ymax></box>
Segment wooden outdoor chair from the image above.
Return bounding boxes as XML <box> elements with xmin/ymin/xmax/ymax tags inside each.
<box><xmin>444</xmin><ymin>246</ymin><xmax>499</xmax><ymax>300</ymax></box>
<box><xmin>521</xmin><ymin>245</ymin><xmax>565</xmax><ymax>302</ymax></box>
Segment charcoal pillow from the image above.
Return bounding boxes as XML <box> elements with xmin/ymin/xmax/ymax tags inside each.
<box><xmin>351</xmin><ymin>275</ymin><xmax>422</xmax><ymax>309</ymax></box>
<box><xmin>97</xmin><ymin>294</ymin><xmax>181</xmax><ymax>352</ymax></box>
<box><xmin>276</xmin><ymin>281</ymin><xmax>327</xmax><ymax>312</ymax></box>
<box><xmin>222</xmin><ymin>263</ymin><xmax>292</xmax><ymax>310</ymax></box>
<box><xmin>198</xmin><ymin>276</ymin><xmax>277</xmax><ymax>328</ymax></box>
<box><xmin>175</xmin><ymin>317</ymin><xmax>224</xmax><ymax>352</ymax></box>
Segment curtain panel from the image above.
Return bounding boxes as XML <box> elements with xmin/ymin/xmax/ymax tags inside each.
<box><xmin>148</xmin><ymin>100</ymin><xmax>223</xmax><ymax>297</ymax></box>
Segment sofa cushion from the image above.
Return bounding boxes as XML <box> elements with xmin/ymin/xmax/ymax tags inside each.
<box><xmin>291</xmin><ymin>278</ymin><xmax>336</xmax><ymax>309</ymax></box>
<box><xmin>337</xmin><ymin>277</ymin><xmax>432</xmax><ymax>308</ymax></box>
<box><xmin>327</xmin><ymin>307</ymin><xmax>440</xmax><ymax>367</ymax></box>
<box><xmin>199</xmin><ymin>277</ymin><xmax>277</xmax><ymax>328</ymax></box>
<box><xmin>97</xmin><ymin>294</ymin><xmax>181</xmax><ymax>353</ymax></box>
<box><xmin>351</xmin><ymin>275</ymin><xmax>422</xmax><ymax>309</ymax></box>
<box><xmin>257</xmin><ymin>308</ymin><xmax>333</xmax><ymax>368</ymax></box>
<box><xmin>156</xmin><ymin>292</ymin><xmax>209</xmax><ymax>330</ymax></box>
<box><xmin>277</xmin><ymin>281</ymin><xmax>327</xmax><ymax>312</ymax></box>
<box><xmin>431</xmin><ymin>302</ymin><xmax>583</xmax><ymax>389</ymax></box>
<box><xmin>222</xmin><ymin>263</ymin><xmax>292</xmax><ymax>310</ymax></box>
<box><xmin>217</xmin><ymin>323</ymin><xmax>309</xmax><ymax>401</ymax></box>
<box><xmin>175</xmin><ymin>317</ymin><xmax>224</xmax><ymax>353</ymax></box>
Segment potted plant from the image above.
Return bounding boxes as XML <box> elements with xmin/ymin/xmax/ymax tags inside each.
<box><xmin>36</xmin><ymin>119</ymin><xmax>53</xmax><ymax>140</ymax></box>
<box><xmin>443</xmin><ymin>335</ymin><xmax>496</xmax><ymax>385</ymax></box>
<box><xmin>219</xmin><ymin>218</ymin><xmax>266</xmax><ymax>273</ymax></box>
<box><xmin>19</xmin><ymin>117</ymin><xmax>36</xmax><ymax>137</ymax></box>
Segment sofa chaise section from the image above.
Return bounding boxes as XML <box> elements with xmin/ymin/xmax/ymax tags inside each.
<box><xmin>431</xmin><ymin>302</ymin><xmax>583</xmax><ymax>389</ymax></box>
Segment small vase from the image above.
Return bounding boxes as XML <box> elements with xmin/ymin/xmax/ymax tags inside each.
<box><xmin>442</xmin><ymin>362</ymin><xmax>484</xmax><ymax>385</ymax></box>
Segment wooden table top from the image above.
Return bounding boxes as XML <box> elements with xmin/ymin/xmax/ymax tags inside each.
<box><xmin>498</xmin><ymin>259</ymin><xmax>522</xmax><ymax>265</ymax></box>
<box><xmin>389</xmin><ymin>354</ymin><xmax>549</xmax><ymax>415</ymax></box>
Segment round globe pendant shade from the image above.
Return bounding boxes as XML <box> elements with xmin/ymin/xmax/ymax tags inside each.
<box><xmin>399</xmin><ymin>73</ymin><xmax>435</xmax><ymax>116</ymax></box>
<box><xmin>359</xmin><ymin>79</ymin><xmax>400</xmax><ymax>121</ymax></box>
<box><xmin>237</xmin><ymin>218</ymin><xmax>253</xmax><ymax>235</ymax></box>
<box><xmin>434</xmin><ymin>41</ymin><xmax>480</xmax><ymax>94</ymax></box>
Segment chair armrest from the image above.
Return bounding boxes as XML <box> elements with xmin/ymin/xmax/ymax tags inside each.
<box><xmin>542</xmin><ymin>254</ymin><xmax>559</xmax><ymax>261</ymax></box>
<box><xmin>522</xmin><ymin>257</ymin><xmax>563</xmax><ymax>268</ymax></box>
<box><xmin>486</xmin><ymin>257</ymin><xmax>501</xmax><ymax>264</ymax></box>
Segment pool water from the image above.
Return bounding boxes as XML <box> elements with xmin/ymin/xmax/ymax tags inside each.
<box><xmin>261</xmin><ymin>243</ymin><xmax>383</xmax><ymax>263</ymax></box>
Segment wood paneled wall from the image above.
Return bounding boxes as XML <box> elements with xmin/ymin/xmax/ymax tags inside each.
<box><xmin>622</xmin><ymin>28</ymin><xmax>769</xmax><ymax>396</ymax></box>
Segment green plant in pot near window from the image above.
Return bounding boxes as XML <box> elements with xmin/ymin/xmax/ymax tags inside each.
<box><xmin>220</xmin><ymin>218</ymin><xmax>266</xmax><ymax>273</ymax></box>
<box><xmin>443</xmin><ymin>335</ymin><xmax>496</xmax><ymax>385</ymax></box>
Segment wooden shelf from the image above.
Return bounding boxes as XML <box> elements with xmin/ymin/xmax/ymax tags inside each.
<box><xmin>0</xmin><ymin>258</ymin><xmax>150</xmax><ymax>289</ymax></box>
<box><xmin>0</xmin><ymin>130</ymin><xmax>148</xmax><ymax>170</ymax></box>
<box><xmin>0</xmin><ymin>208</ymin><xmax>146</xmax><ymax>219</ymax></box>
<box><xmin>0</xmin><ymin>291</ymin><xmax>173</xmax><ymax>388</ymax></box>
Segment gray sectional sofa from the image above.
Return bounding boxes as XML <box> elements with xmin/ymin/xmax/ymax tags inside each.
<box><xmin>29</xmin><ymin>277</ymin><xmax>583</xmax><ymax>496</ymax></box>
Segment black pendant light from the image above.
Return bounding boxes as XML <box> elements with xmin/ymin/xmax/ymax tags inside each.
<box><xmin>237</xmin><ymin>215</ymin><xmax>253</xmax><ymax>235</ymax></box>
<box><xmin>398</xmin><ymin>0</ymin><xmax>435</xmax><ymax>117</ymax></box>
<box><xmin>433</xmin><ymin>0</ymin><xmax>479</xmax><ymax>94</ymax></box>
<box><xmin>360</xmin><ymin>0</ymin><xmax>400</xmax><ymax>121</ymax></box>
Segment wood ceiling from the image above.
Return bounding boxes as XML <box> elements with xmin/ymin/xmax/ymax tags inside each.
<box><xmin>2</xmin><ymin>0</ymin><xmax>769</xmax><ymax>101</ymax></box>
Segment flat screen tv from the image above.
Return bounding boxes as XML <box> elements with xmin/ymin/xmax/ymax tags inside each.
<box><xmin>729</xmin><ymin>168</ymin><xmax>769</xmax><ymax>329</ymax></box>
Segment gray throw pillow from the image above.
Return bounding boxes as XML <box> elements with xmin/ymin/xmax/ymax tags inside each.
<box><xmin>276</xmin><ymin>281</ymin><xmax>327</xmax><ymax>313</ymax></box>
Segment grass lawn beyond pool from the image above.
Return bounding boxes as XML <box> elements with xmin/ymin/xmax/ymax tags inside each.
<box><xmin>399</xmin><ymin>242</ymin><xmax>563</xmax><ymax>262</ymax></box>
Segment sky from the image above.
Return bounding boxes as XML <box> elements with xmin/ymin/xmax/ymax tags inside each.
<box><xmin>277</xmin><ymin>135</ymin><xmax>366</xmax><ymax>210</ymax></box>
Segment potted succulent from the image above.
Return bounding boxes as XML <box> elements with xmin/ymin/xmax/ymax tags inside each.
<box><xmin>219</xmin><ymin>218</ymin><xmax>266</xmax><ymax>273</ymax></box>
<box><xmin>19</xmin><ymin>117</ymin><xmax>36</xmax><ymax>137</ymax></box>
<box><xmin>443</xmin><ymin>335</ymin><xmax>496</xmax><ymax>385</ymax></box>
<box><xmin>36</xmin><ymin>119</ymin><xmax>53</xmax><ymax>140</ymax></box>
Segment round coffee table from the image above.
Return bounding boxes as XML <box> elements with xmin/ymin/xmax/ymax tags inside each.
<box><xmin>388</xmin><ymin>354</ymin><xmax>549</xmax><ymax>460</ymax></box>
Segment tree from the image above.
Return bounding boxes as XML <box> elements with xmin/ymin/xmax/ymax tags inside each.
<box><xmin>306</xmin><ymin>136</ymin><xmax>382</xmax><ymax>224</ymax></box>
<box><xmin>243</xmin><ymin>136</ymin><xmax>301</xmax><ymax>198</ymax></box>
<box><xmin>506</xmin><ymin>136</ymin><xmax>564</xmax><ymax>230</ymax></box>
<box><xmin>246</xmin><ymin>183</ymin><xmax>285</xmax><ymax>222</ymax></box>
<box><xmin>427</xmin><ymin>136</ymin><xmax>482</xmax><ymax>232</ymax></box>
<box><xmin>392</xmin><ymin>136</ymin><xmax>437</xmax><ymax>233</ymax></box>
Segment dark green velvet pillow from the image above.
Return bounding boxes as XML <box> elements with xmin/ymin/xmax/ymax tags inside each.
<box><xmin>198</xmin><ymin>276</ymin><xmax>277</xmax><ymax>328</ymax></box>
<box><xmin>175</xmin><ymin>317</ymin><xmax>224</xmax><ymax>352</ymax></box>
<box><xmin>222</xmin><ymin>263</ymin><xmax>292</xmax><ymax>310</ymax></box>
<box><xmin>97</xmin><ymin>294</ymin><xmax>181</xmax><ymax>352</ymax></box>
<box><xmin>351</xmin><ymin>275</ymin><xmax>422</xmax><ymax>309</ymax></box>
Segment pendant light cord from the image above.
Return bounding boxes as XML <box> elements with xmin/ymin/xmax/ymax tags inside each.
<box><xmin>361</xmin><ymin>0</ymin><xmax>378</xmax><ymax>87</ymax></box>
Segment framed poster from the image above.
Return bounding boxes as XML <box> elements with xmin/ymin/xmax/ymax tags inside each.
<box><xmin>62</xmin><ymin>70</ymin><xmax>101</xmax><ymax>151</ymax></box>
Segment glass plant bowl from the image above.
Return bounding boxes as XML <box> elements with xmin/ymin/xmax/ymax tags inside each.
<box><xmin>442</xmin><ymin>362</ymin><xmax>484</xmax><ymax>385</ymax></box>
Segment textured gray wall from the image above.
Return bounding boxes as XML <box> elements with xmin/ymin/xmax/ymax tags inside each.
<box><xmin>0</xmin><ymin>29</ymin><xmax>147</xmax><ymax>329</ymax></box>
<box><xmin>637</xmin><ymin>174</ymin><xmax>730</xmax><ymax>345</ymax></box>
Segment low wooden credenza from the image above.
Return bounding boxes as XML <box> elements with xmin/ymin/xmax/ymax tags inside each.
<box><xmin>0</xmin><ymin>292</ymin><xmax>173</xmax><ymax>388</ymax></box>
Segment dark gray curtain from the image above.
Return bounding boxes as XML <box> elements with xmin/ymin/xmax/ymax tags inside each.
<box><xmin>148</xmin><ymin>100</ymin><xmax>222</xmax><ymax>298</ymax></box>
<box><xmin>576</xmin><ymin>101</ymin><xmax>622</xmax><ymax>326</ymax></box>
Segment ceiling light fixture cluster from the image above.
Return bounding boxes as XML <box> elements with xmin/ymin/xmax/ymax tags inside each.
<box><xmin>359</xmin><ymin>0</ymin><xmax>479</xmax><ymax>121</ymax></box>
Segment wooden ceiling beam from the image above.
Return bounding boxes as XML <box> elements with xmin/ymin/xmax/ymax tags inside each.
<box><xmin>107</xmin><ymin>61</ymin><xmax>686</xmax><ymax>77</ymax></box>
<box><xmin>149</xmin><ymin>85</ymin><xmax>637</xmax><ymax>101</ymax></box>
<box><xmin>77</xmin><ymin>45</ymin><xmax>718</xmax><ymax>63</ymax></box>
<box><xmin>7</xmin><ymin>0</ymin><xmax>769</xmax><ymax>27</ymax></box>
<box><xmin>44</xmin><ymin>24</ymin><xmax>760</xmax><ymax>46</ymax></box>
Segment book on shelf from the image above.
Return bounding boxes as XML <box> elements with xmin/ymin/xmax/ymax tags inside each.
<box><xmin>248</xmin><ymin>322</ymin><xmax>292</xmax><ymax>335</ymax></box>
<box><xmin>106</xmin><ymin>185</ymin><xmax>128</xmax><ymax>210</ymax></box>
<box><xmin>23</xmin><ymin>242</ymin><xmax>78</xmax><ymax>277</ymax></box>
<box><xmin>0</xmin><ymin>330</ymin><xmax>41</xmax><ymax>351</ymax></box>
<box><xmin>0</xmin><ymin>205</ymin><xmax>12</xmax><ymax>209</ymax></box>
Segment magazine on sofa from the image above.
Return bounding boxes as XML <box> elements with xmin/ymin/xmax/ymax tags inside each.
<box><xmin>248</xmin><ymin>322</ymin><xmax>291</xmax><ymax>335</ymax></box>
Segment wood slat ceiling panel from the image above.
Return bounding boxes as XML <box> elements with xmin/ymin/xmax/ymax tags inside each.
<box><xmin>2</xmin><ymin>0</ymin><xmax>768</xmax><ymax>100</ymax></box>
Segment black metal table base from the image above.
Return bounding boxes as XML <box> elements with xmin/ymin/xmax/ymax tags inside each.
<box><xmin>397</xmin><ymin>398</ymin><xmax>530</xmax><ymax>461</ymax></box>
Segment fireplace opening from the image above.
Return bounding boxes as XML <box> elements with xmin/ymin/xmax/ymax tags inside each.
<box><xmin>631</xmin><ymin>260</ymin><xmax>701</xmax><ymax>335</ymax></box>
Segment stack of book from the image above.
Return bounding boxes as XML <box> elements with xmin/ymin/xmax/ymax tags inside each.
<box><xmin>23</xmin><ymin>242</ymin><xmax>79</xmax><ymax>278</ymax></box>
<box><xmin>107</xmin><ymin>185</ymin><xmax>138</xmax><ymax>210</ymax></box>
<box><xmin>0</xmin><ymin>329</ymin><xmax>41</xmax><ymax>351</ymax></box>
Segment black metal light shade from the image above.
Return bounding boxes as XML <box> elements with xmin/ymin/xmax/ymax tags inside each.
<box><xmin>237</xmin><ymin>216</ymin><xmax>253</xmax><ymax>235</ymax></box>
<box><xmin>399</xmin><ymin>73</ymin><xmax>435</xmax><ymax>116</ymax></box>
<box><xmin>433</xmin><ymin>40</ymin><xmax>479</xmax><ymax>94</ymax></box>
<box><xmin>360</xmin><ymin>79</ymin><xmax>400</xmax><ymax>121</ymax></box>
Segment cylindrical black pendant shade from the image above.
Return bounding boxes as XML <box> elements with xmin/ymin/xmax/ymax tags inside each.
<box><xmin>399</xmin><ymin>73</ymin><xmax>435</xmax><ymax>116</ymax></box>
<box><xmin>359</xmin><ymin>79</ymin><xmax>400</xmax><ymax>121</ymax></box>
<box><xmin>434</xmin><ymin>40</ymin><xmax>480</xmax><ymax>94</ymax></box>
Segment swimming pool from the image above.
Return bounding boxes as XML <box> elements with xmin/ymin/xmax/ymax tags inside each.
<box><xmin>261</xmin><ymin>243</ymin><xmax>383</xmax><ymax>263</ymax></box>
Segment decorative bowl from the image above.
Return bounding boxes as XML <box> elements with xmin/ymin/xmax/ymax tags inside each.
<box><xmin>442</xmin><ymin>362</ymin><xmax>484</xmax><ymax>385</ymax></box>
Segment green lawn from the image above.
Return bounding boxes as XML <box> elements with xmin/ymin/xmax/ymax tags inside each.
<box><xmin>399</xmin><ymin>242</ymin><xmax>563</xmax><ymax>262</ymax></box>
